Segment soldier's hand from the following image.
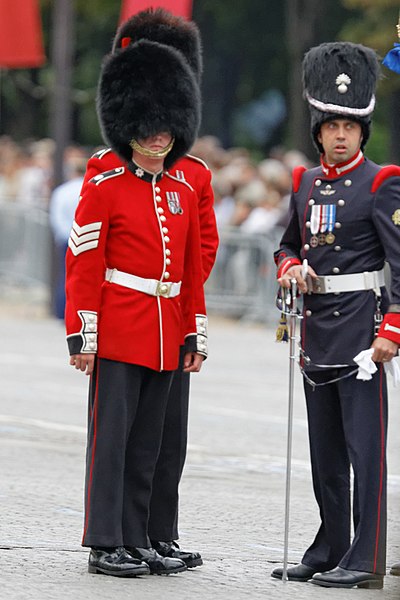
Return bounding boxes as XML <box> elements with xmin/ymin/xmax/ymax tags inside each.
<box><xmin>183</xmin><ymin>352</ymin><xmax>204</xmax><ymax>373</ymax></box>
<box><xmin>69</xmin><ymin>353</ymin><xmax>95</xmax><ymax>376</ymax></box>
<box><xmin>371</xmin><ymin>337</ymin><xmax>399</xmax><ymax>363</ymax></box>
<box><xmin>278</xmin><ymin>265</ymin><xmax>318</xmax><ymax>294</ymax></box>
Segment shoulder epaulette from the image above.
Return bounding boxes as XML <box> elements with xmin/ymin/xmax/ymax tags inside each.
<box><xmin>89</xmin><ymin>167</ymin><xmax>125</xmax><ymax>186</ymax></box>
<box><xmin>371</xmin><ymin>165</ymin><xmax>400</xmax><ymax>193</ymax></box>
<box><xmin>165</xmin><ymin>172</ymin><xmax>194</xmax><ymax>192</ymax></box>
<box><xmin>91</xmin><ymin>147</ymin><xmax>112</xmax><ymax>160</ymax></box>
<box><xmin>185</xmin><ymin>153</ymin><xmax>210</xmax><ymax>170</ymax></box>
<box><xmin>292</xmin><ymin>166</ymin><xmax>307</xmax><ymax>193</ymax></box>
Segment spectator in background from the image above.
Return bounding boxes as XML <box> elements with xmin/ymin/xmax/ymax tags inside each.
<box><xmin>0</xmin><ymin>137</ymin><xmax>25</xmax><ymax>203</ymax></box>
<box><xmin>17</xmin><ymin>138</ymin><xmax>54</xmax><ymax>208</ymax></box>
<box><xmin>0</xmin><ymin>136</ymin><xmax>55</xmax><ymax>208</ymax></box>
<box><xmin>49</xmin><ymin>155</ymin><xmax>87</xmax><ymax>319</ymax></box>
<box><xmin>239</xmin><ymin>179</ymin><xmax>282</xmax><ymax>234</ymax></box>
<box><xmin>212</xmin><ymin>169</ymin><xmax>236</xmax><ymax>229</ymax></box>
<box><xmin>258</xmin><ymin>157</ymin><xmax>292</xmax><ymax>228</ymax></box>
<box><xmin>190</xmin><ymin>135</ymin><xmax>227</xmax><ymax>171</ymax></box>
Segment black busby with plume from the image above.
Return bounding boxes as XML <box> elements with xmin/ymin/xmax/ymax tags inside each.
<box><xmin>302</xmin><ymin>42</ymin><xmax>381</xmax><ymax>153</ymax></box>
<box><xmin>97</xmin><ymin>9</ymin><xmax>201</xmax><ymax>170</ymax></box>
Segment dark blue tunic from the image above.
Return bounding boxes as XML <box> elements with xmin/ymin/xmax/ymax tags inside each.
<box><xmin>275</xmin><ymin>157</ymin><xmax>400</xmax><ymax>369</ymax></box>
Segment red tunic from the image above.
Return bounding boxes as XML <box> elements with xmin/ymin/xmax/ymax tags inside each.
<box><xmin>65</xmin><ymin>164</ymin><xmax>206</xmax><ymax>372</ymax></box>
<box><xmin>82</xmin><ymin>149</ymin><xmax>219</xmax><ymax>281</ymax></box>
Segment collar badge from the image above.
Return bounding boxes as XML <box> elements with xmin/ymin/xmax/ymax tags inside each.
<box><xmin>135</xmin><ymin>167</ymin><xmax>144</xmax><ymax>178</ymax></box>
<box><xmin>392</xmin><ymin>209</ymin><xmax>400</xmax><ymax>226</ymax></box>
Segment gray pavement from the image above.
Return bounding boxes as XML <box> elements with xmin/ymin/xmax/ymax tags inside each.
<box><xmin>0</xmin><ymin>311</ymin><xmax>399</xmax><ymax>599</ymax></box>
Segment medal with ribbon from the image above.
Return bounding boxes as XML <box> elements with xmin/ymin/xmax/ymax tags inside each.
<box><xmin>318</xmin><ymin>204</ymin><xmax>328</xmax><ymax>245</ymax></box>
<box><xmin>310</xmin><ymin>204</ymin><xmax>321</xmax><ymax>247</ymax></box>
<box><xmin>166</xmin><ymin>191</ymin><xmax>183</xmax><ymax>215</ymax></box>
<box><xmin>325</xmin><ymin>204</ymin><xmax>336</xmax><ymax>244</ymax></box>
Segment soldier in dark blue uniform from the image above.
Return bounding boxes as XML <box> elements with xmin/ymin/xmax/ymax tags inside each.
<box><xmin>271</xmin><ymin>42</ymin><xmax>400</xmax><ymax>589</ymax></box>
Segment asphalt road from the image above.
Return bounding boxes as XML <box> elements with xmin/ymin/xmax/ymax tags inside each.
<box><xmin>0</xmin><ymin>311</ymin><xmax>399</xmax><ymax>599</ymax></box>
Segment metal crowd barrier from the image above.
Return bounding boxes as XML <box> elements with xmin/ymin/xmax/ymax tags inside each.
<box><xmin>205</xmin><ymin>226</ymin><xmax>284</xmax><ymax>323</ymax></box>
<box><xmin>0</xmin><ymin>202</ymin><xmax>283</xmax><ymax>322</ymax></box>
<box><xmin>0</xmin><ymin>202</ymin><xmax>52</xmax><ymax>289</ymax></box>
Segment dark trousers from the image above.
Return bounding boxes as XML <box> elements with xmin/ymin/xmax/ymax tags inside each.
<box><xmin>302</xmin><ymin>367</ymin><xmax>387</xmax><ymax>575</ymax></box>
<box><xmin>54</xmin><ymin>241</ymin><xmax>68</xmax><ymax>320</ymax></box>
<box><xmin>82</xmin><ymin>358</ymin><xmax>174</xmax><ymax>548</ymax></box>
<box><xmin>148</xmin><ymin>346</ymin><xmax>190</xmax><ymax>542</ymax></box>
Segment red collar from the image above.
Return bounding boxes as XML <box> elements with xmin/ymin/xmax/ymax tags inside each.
<box><xmin>320</xmin><ymin>151</ymin><xmax>364</xmax><ymax>179</ymax></box>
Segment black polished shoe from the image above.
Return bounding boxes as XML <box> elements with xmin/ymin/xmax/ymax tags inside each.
<box><xmin>271</xmin><ymin>563</ymin><xmax>319</xmax><ymax>582</ymax></box>
<box><xmin>390</xmin><ymin>562</ymin><xmax>400</xmax><ymax>576</ymax></box>
<box><xmin>88</xmin><ymin>546</ymin><xmax>150</xmax><ymax>577</ymax></box>
<box><xmin>151</xmin><ymin>540</ymin><xmax>203</xmax><ymax>568</ymax></box>
<box><xmin>126</xmin><ymin>546</ymin><xmax>187</xmax><ymax>575</ymax></box>
<box><xmin>311</xmin><ymin>566</ymin><xmax>384</xmax><ymax>589</ymax></box>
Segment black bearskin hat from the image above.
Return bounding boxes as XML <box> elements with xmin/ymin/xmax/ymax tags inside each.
<box><xmin>112</xmin><ymin>7</ymin><xmax>202</xmax><ymax>82</ymax></box>
<box><xmin>302</xmin><ymin>42</ymin><xmax>381</xmax><ymax>153</ymax></box>
<box><xmin>97</xmin><ymin>38</ymin><xmax>201</xmax><ymax>170</ymax></box>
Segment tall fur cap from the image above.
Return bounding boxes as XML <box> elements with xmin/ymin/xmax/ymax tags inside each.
<box><xmin>302</xmin><ymin>42</ymin><xmax>381</xmax><ymax>153</ymax></box>
<box><xmin>97</xmin><ymin>40</ymin><xmax>201</xmax><ymax>170</ymax></box>
<box><xmin>112</xmin><ymin>8</ymin><xmax>202</xmax><ymax>82</ymax></box>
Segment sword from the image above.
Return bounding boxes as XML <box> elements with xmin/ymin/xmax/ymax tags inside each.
<box><xmin>281</xmin><ymin>264</ymin><xmax>304</xmax><ymax>582</ymax></box>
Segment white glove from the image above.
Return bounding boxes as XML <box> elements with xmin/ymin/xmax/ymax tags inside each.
<box><xmin>353</xmin><ymin>349</ymin><xmax>376</xmax><ymax>381</ymax></box>
<box><xmin>353</xmin><ymin>348</ymin><xmax>400</xmax><ymax>387</ymax></box>
<box><xmin>384</xmin><ymin>357</ymin><xmax>400</xmax><ymax>387</ymax></box>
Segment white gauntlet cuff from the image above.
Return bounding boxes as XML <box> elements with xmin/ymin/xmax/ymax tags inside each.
<box><xmin>195</xmin><ymin>314</ymin><xmax>208</xmax><ymax>357</ymax></box>
<box><xmin>67</xmin><ymin>310</ymin><xmax>98</xmax><ymax>355</ymax></box>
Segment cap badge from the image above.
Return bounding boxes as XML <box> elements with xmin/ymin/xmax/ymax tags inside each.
<box><xmin>336</xmin><ymin>73</ymin><xmax>351</xmax><ymax>94</ymax></box>
<box><xmin>392</xmin><ymin>209</ymin><xmax>400</xmax><ymax>226</ymax></box>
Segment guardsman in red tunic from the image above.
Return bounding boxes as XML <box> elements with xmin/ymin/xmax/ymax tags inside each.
<box><xmin>77</xmin><ymin>9</ymin><xmax>219</xmax><ymax>569</ymax></box>
<box><xmin>272</xmin><ymin>43</ymin><xmax>400</xmax><ymax>590</ymax></box>
<box><xmin>65</xmin><ymin>12</ymin><xmax>207</xmax><ymax>577</ymax></box>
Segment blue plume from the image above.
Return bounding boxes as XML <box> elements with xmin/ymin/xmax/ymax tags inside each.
<box><xmin>382</xmin><ymin>43</ymin><xmax>400</xmax><ymax>74</ymax></box>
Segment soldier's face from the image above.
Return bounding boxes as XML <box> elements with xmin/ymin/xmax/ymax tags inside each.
<box><xmin>318</xmin><ymin>119</ymin><xmax>363</xmax><ymax>164</ymax></box>
<box><xmin>138</xmin><ymin>132</ymin><xmax>172</xmax><ymax>153</ymax></box>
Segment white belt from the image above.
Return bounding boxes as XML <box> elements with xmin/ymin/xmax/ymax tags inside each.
<box><xmin>309</xmin><ymin>268</ymin><xmax>385</xmax><ymax>294</ymax></box>
<box><xmin>105</xmin><ymin>268</ymin><xmax>181</xmax><ymax>298</ymax></box>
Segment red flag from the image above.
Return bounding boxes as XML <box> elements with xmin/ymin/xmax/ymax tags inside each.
<box><xmin>0</xmin><ymin>0</ymin><xmax>45</xmax><ymax>68</ymax></box>
<box><xmin>120</xmin><ymin>0</ymin><xmax>193</xmax><ymax>22</ymax></box>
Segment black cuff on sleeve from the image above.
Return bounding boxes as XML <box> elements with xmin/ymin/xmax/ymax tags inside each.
<box><xmin>67</xmin><ymin>335</ymin><xmax>84</xmax><ymax>355</ymax></box>
<box><xmin>184</xmin><ymin>334</ymin><xmax>197</xmax><ymax>354</ymax></box>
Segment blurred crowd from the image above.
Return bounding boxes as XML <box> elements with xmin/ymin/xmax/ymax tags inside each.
<box><xmin>0</xmin><ymin>135</ymin><xmax>87</xmax><ymax>208</ymax></box>
<box><xmin>0</xmin><ymin>134</ymin><xmax>314</xmax><ymax>319</ymax></box>
<box><xmin>191</xmin><ymin>135</ymin><xmax>314</xmax><ymax>235</ymax></box>
<box><xmin>0</xmin><ymin>134</ymin><xmax>314</xmax><ymax>233</ymax></box>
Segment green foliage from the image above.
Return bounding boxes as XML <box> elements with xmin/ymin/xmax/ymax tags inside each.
<box><xmin>0</xmin><ymin>0</ymin><xmax>398</xmax><ymax>158</ymax></box>
<box><xmin>338</xmin><ymin>0</ymin><xmax>400</xmax><ymax>161</ymax></box>
<box><xmin>367</xmin><ymin>122</ymin><xmax>389</xmax><ymax>164</ymax></box>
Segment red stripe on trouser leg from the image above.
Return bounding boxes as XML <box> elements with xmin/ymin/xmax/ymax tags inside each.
<box><xmin>373</xmin><ymin>365</ymin><xmax>385</xmax><ymax>573</ymax></box>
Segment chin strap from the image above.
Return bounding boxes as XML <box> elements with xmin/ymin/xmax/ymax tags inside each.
<box><xmin>129</xmin><ymin>137</ymin><xmax>175</xmax><ymax>158</ymax></box>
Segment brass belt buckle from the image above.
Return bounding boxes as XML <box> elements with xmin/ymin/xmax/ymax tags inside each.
<box><xmin>312</xmin><ymin>276</ymin><xmax>326</xmax><ymax>294</ymax></box>
<box><xmin>156</xmin><ymin>281</ymin><xmax>172</xmax><ymax>297</ymax></box>
<box><xmin>107</xmin><ymin>268</ymin><xmax>116</xmax><ymax>283</ymax></box>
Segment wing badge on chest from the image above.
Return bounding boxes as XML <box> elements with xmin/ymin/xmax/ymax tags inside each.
<box><xmin>319</xmin><ymin>184</ymin><xmax>336</xmax><ymax>196</ymax></box>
